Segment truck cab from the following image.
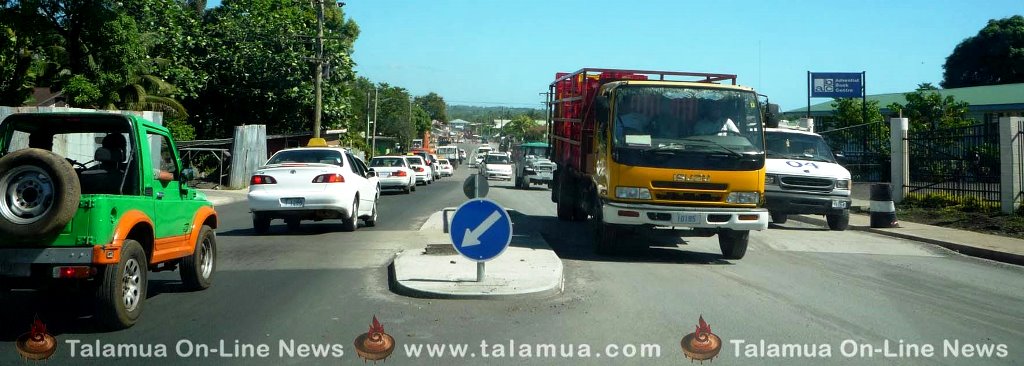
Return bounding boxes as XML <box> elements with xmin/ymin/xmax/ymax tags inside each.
<box><xmin>763</xmin><ymin>127</ymin><xmax>852</xmax><ymax>230</ymax></box>
<box><xmin>549</xmin><ymin>69</ymin><xmax>769</xmax><ymax>259</ymax></box>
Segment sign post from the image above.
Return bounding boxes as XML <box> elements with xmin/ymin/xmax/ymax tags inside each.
<box><xmin>449</xmin><ymin>198</ymin><xmax>511</xmax><ymax>282</ymax></box>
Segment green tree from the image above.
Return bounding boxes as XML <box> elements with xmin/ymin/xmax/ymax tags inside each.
<box><xmin>887</xmin><ymin>85</ymin><xmax>974</xmax><ymax>131</ymax></box>
<box><xmin>942</xmin><ymin>15</ymin><xmax>1024</xmax><ymax>88</ymax></box>
<box><xmin>414</xmin><ymin>92</ymin><xmax>447</xmax><ymax>123</ymax></box>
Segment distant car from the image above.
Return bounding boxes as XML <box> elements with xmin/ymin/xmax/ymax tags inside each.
<box><xmin>481</xmin><ymin>152</ymin><xmax>513</xmax><ymax>180</ymax></box>
<box><xmin>438</xmin><ymin>159</ymin><xmax>454</xmax><ymax>177</ymax></box>
<box><xmin>248</xmin><ymin>147</ymin><xmax>380</xmax><ymax>233</ymax></box>
<box><xmin>469</xmin><ymin>154</ymin><xmax>484</xmax><ymax>168</ymax></box>
<box><xmin>458</xmin><ymin>149</ymin><xmax>467</xmax><ymax>164</ymax></box>
<box><xmin>429</xmin><ymin>154</ymin><xmax>443</xmax><ymax>180</ymax></box>
<box><xmin>370</xmin><ymin>155</ymin><xmax>416</xmax><ymax>194</ymax></box>
<box><xmin>404</xmin><ymin>155</ymin><xmax>433</xmax><ymax>185</ymax></box>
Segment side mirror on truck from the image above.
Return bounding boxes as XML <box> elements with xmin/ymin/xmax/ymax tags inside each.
<box><xmin>595</xmin><ymin>96</ymin><xmax>610</xmax><ymax>125</ymax></box>
<box><xmin>765</xmin><ymin>103</ymin><xmax>780</xmax><ymax>128</ymax></box>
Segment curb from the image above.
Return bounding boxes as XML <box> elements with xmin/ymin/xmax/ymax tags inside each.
<box><xmin>790</xmin><ymin>215</ymin><xmax>1024</xmax><ymax>266</ymax></box>
<box><xmin>387</xmin><ymin>257</ymin><xmax>564</xmax><ymax>300</ymax></box>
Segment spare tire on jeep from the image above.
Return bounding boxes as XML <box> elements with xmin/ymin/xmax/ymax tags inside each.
<box><xmin>0</xmin><ymin>148</ymin><xmax>81</xmax><ymax>239</ymax></box>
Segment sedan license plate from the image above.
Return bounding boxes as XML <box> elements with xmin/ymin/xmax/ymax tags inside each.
<box><xmin>832</xmin><ymin>200</ymin><xmax>847</xmax><ymax>209</ymax></box>
<box><xmin>676</xmin><ymin>213</ymin><xmax>701</xmax><ymax>224</ymax></box>
<box><xmin>281</xmin><ymin>198</ymin><xmax>305</xmax><ymax>208</ymax></box>
<box><xmin>379</xmin><ymin>172</ymin><xmax>391</xmax><ymax>177</ymax></box>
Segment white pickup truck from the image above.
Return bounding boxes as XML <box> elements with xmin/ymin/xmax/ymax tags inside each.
<box><xmin>763</xmin><ymin>127</ymin><xmax>852</xmax><ymax>231</ymax></box>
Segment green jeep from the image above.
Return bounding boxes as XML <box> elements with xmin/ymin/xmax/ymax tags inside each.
<box><xmin>0</xmin><ymin>112</ymin><xmax>218</xmax><ymax>329</ymax></box>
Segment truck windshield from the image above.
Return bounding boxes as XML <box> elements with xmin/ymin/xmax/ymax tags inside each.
<box><xmin>765</xmin><ymin>131</ymin><xmax>836</xmax><ymax>163</ymax></box>
<box><xmin>613</xmin><ymin>86</ymin><xmax>764</xmax><ymax>152</ymax></box>
<box><xmin>610</xmin><ymin>86</ymin><xmax>765</xmax><ymax>170</ymax></box>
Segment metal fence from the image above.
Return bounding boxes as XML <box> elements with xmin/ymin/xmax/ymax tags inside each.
<box><xmin>819</xmin><ymin>121</ymin><xmax>890</xmax><ymax>182</ymax></box>
<box><xmin>905</xmin><ymin>123</ymin><xmax>1000</xmax><ymax>203</ymax></box>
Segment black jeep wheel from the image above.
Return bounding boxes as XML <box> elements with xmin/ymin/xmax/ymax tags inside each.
<box><xmin>181</xmin><ymin>225</ymin><xmax>216</xmax><ymax>290</ymax></box>
<box><xmin>94</xmin><ymin>240</ymin><xmax>147</xmax><ymax>329</ymax></box>
<box><xmin>0</xmin><ymin>148</ymin><xmax>81</xmax><ymax>239</ymax></box>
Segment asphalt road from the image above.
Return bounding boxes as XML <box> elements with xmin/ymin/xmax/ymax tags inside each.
<box><xmin>1</xmin><ymin>144</ymin><xmax>1023</xmax><ymax>365</ymax></box>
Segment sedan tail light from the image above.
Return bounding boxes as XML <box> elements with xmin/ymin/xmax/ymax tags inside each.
<box><xmin>394</xmin><ymin>170</ymin><xmax>408</xmax><ymax>177</ymax></box>
<box><xmin>414</xmin><ymin>167</ymin><xmax>424</xmax><ymax>172</ymax></box>
<box><xmin>312</xmin><ymin>174</ymin><xmax>345</xmax><ymax>183</ymax></box>
<box><xmin>251</xmin><ymin>175</ymin><xmax>277</xmax><ymax>185</ymax></box>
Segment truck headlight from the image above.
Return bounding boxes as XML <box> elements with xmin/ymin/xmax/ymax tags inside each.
<box><xmin>835</xmin><ymin>179</ymin><xmax>851</xmax><ymax>189</ymax></box>
<box><xmin>726</xmin><ymin>192</ymin><xmax>760</xmax><ymax>204</ymax></box>
<box><xmin>616</xmin><ymin>187</ymin><xmax>652</xmax><ymax>200</ymax></box>
<box><xmin>765</xmin><ymin>174</ymin><xmax>776</xmax><ymax>185</ymax></box>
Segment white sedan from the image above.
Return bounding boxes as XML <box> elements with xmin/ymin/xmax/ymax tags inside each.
<box><xmin>369</xmin><ymin>155</ymin><xmax>416</xmax><ymax>194</ymax></box>
<box><xmin>248</xmin><ymin>147</ymin><xmax>380</xmax><ymax>233</ymax></box>
<box><xmin>404</xmin><ymin>156</ymin><xmax>433</xmax><ymax>185</ymax></box>
<box><xmin>481</xmin><ymin>153</ymin><xmax>513</xmax><ymax>180</ymax></box>
<box><xmin>438</xmin><ymin>159</ymin><xmax>454</xmax><ymax>177</ymax></box>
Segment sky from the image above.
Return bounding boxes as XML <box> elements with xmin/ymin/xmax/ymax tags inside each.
<box><xmin>207</xmin><ymin>0</ymin><xmax>1022</xmax><ymax>111</ymax></box>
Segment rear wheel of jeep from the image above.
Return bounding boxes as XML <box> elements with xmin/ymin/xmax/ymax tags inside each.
<box><xmin>0</xmin><ymin>148</ymin><xmax>81</xmax><ymax>239</ymax></box>
<box><xmin>181</xmin><ymin>225</ymin><xmax>216</xmax><ymax>291</ymax></box>
<box><xmin>94</xmin><ymin>240</ymin><xmax>147</xmax><ymax>329</ymax></box>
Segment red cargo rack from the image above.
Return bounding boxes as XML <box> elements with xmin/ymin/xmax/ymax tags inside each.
<box><xmin>546</xmin><ymin>68</ymin><xmax>737</xmax><ymax>172</ymax></box>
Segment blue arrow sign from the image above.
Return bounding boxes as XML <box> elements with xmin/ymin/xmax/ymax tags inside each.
<box><xmin>449</xmin><ymin>198</ymin><xmax>512</xmax><ymax>262</ymax></box>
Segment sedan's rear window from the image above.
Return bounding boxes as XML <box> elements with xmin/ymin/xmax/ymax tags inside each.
<box><xmin>371</xmin><ymin>157</ymin><xmax>405</xmax><ymax>167</ymax></box>
<box><xmin>267</xmin><ymin>149</ymin><xmax>343</xmax><ymax>166</ymax></box>
<box><xmin>485</xmin><ymin>155</ymin><xmax>510</xmax><ymax>164</ymax></box>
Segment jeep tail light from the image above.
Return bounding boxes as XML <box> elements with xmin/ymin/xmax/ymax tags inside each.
<box><xmin>394</xmin><ymin>170</ymin><xmax>408</xmax><ymax>176</ymax></box>
<box><xmin>251</xmin><ymin>175</ymin><xmax>277</xmax><ymax>185</ymax></box>
<box><xmin>312</xmin><ymin>173</ymin><xmax>345</xmax><ymax>183</ymax></box>
<box><xmin>53</xmin><ymin>266</ymin><xmax>94</xmax><ymax>279</ymax></box>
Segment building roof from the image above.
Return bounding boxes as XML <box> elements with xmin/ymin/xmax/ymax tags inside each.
<box><xmin>519</xmin><ymin>142</ymin><xmax>549</xmax><ymax>148</ymax></box>
<box><xmin>785</xmin><ymin>82</ymin><xmax>1024</xmax><ymax>114</ymax></box>
<box><xmin>449</xmin><ymin>119</ymin><xmax>470</xmax><ymax>125</ymax></box>
<box><xmin>28</xmin><ymin>87</ymin><xmax>65</xmax><ymax>107</ymax></box>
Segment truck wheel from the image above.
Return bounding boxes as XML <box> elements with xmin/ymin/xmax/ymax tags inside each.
<box><xmin>0</xmin><ymin>148</ymin><xmax>81</xmax><ymax>239</ymax></box>
<box><xmin>180</xmin><ymin>225</ymin><xmax>216</xmax><ymax>291</ymax></box>
<box><xmin>94</xmin><ymin>240</ymin><xmax>147</xmax><ymax>329</ymax></box>
<box><xmin>770</xmin><ymin>212</ymin><xmax>788</xmax><ymax>224</ymax></box>
<box><xmin>827</xmin><ymin>211</ymin><xmax>849</xmax><ymax>231</ymax></box>
<box><xmin>253</xmin><ymin>213</ymin><xmax>271</xmax><ymax>234</ymax></box>
<box><xmin>718</xmin><ymin>230</ymin><xmax>749</xmax><ymax>260</ymax></box>
<box><xmin>556</xmin><ymin>182</ymin><xmax>574</xmax><ymax>221</ymax></box>
<box><xmin>341</xmin><ymin>199</ymin><xmax>358</xmax><ymax>232</ymax></box>
<box><xmin>592</xmin><ymin>218</ymin><xmax>620</xmax><ymax>255</ymax></box>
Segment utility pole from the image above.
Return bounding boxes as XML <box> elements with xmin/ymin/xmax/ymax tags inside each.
<box><xmin>371</xmin><ymin>87</ymin><xmax>379</xmax><ymax>157</ymax></box>
<box><xmin>365</xmin><ymin>91</ymin><xmax>371</xmax><ymax>147</ymax></box>
<box><xmin>312</xmin><ymin>0</ymin><xmax>325</xmax><ymax>139</ymax></box>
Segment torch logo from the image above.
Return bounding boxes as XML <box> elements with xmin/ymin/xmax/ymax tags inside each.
<box><xmin>353</xmin><ymin>315</ymin><xmax>395</xmax><ymax>363</ymax></box>
<box><xmin>15</xmin><ymin>315</ymin><xmax>57</xmax><ymax>361</ymax></box>
<box><xmin>680</xmin><ymin>315</ymin><xmax>722</xmax><ymax>363</ymax></box>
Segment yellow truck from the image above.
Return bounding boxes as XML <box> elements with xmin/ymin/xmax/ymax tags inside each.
<box><xmin>547</xmin><ymin>69</ymin><xmax>771</xmax><ymax>258</ymax></box>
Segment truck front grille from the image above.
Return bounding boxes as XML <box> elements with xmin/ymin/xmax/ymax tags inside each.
<box><xmin>651</xmin><ymin>181</ymin><xmax>728</xmax><ymax>190</ymax></box>
<box><xmin>655</xmin><ymin>191</ymin><xmax>722</xmax><ymax>202</ymax></box>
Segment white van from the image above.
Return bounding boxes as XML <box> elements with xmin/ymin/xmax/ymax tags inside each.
<box><xmin>763</xmin><ymin>127</ymin><xmax>852</xmax><ymax>230</ymax></box>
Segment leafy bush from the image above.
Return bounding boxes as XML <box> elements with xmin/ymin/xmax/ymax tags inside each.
<box><xmin>165</xmin><ymin>118</ymin><xmax>196</xmax><ymax>141</ymax></box>
<box><xmin>900</xmin><ymin>192</ymin><xmax>997</xmax><ymax>213</ymax></box>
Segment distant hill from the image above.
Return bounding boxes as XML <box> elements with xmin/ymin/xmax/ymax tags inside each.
<box><xmin>447</xmin><ymin>105</ymin><xmax>545</xmax><ymax>124</ymax></box>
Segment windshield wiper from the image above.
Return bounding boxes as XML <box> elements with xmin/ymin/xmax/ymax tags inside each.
<box><xmin>684</xmin><ymin>138</ymin><xmax>744</xmax><ymax>158</ymax></box>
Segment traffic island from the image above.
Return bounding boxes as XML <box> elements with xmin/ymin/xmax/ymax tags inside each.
<box><xmin>389</xmin><ymin>246</ymin><xmax>563</xmax><ymax>299</ymax></box>
<box><xmin>388</xmin><ymin>207</ymin><xmax>564</xmax><ymax>299</ymax></box>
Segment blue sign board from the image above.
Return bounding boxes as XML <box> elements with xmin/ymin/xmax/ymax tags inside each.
<box><xmin>449</xmin><ymin>198</ymin><xmax>513</xmax><ymax>262</ymax></box>
<box><xmin>809</xmin><ymin>72</ymin><xmax>863</xmax><ymax>98</ymax></box>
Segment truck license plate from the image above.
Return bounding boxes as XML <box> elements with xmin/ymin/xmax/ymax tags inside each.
<box><xmin>676</xmin><ymin>213</ymin><xmax>701</xmax><ymax>224</ymax></box>
<box><xmin>538</xmin><ymin>172</ymin><xmax>552</xmax><ymax>179</ymax></box>
<box><xmin>832</xmin><ymin>200</ymin><xmax>847</xmax><ymax>209</ymax></box>
<box><xmin>281</xmin><ymin>198</ymin><xmax>305</xmax><ymax>208</ymax></box>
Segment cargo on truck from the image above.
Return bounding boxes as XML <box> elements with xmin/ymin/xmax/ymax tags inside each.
<box><xmin>547</xmin><ymin>69</ymin><xmax>771</xmax><ymax>258</ymax></box>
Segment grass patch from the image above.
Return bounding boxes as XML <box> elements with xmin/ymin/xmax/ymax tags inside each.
<box><xmin>896</xmin><ymin>193</ymin><xmax>1024</xmax><ymax>239</ymax></box>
